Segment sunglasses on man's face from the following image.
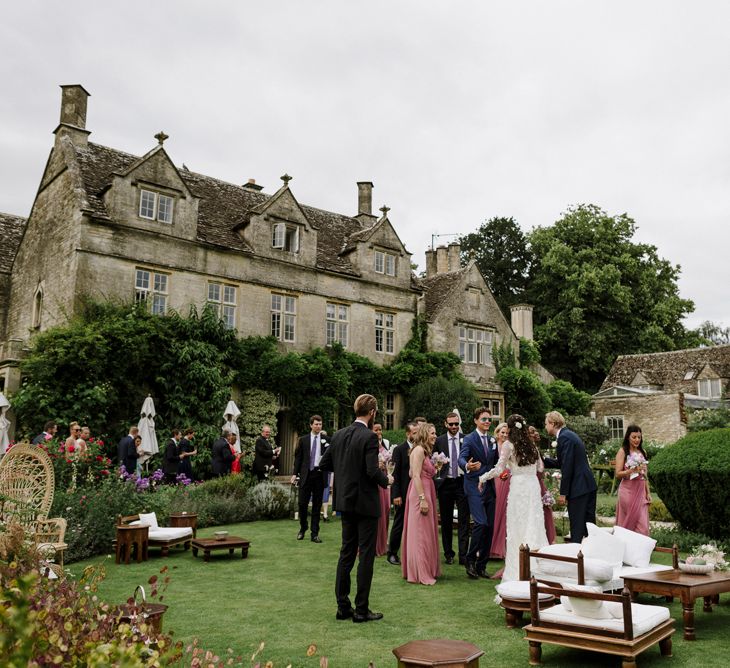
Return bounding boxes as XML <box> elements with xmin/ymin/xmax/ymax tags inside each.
<box><xmin>446</xmin><ymin>422</ymin><xmax>459</xmax><ymax>427</ymax></box>
<box><xmin>479</xmin><ymin>417</ymin><xmax>491</xmax><ymax>422</ymax></box>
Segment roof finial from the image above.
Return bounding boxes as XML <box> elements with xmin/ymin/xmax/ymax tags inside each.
<box><xmin>280</xmin><ymin>173</ymin><xmax>292</xmax><ymax>186</ymax></box>
<box><xmin>154</xmin><ymin>131</ymin><xmax>169</xmax><ymax>145</ymax></box>
<box><xmin>380</xmin><ymin>205</ymin><xmax>390</xmax><ymax>216</ymax></box>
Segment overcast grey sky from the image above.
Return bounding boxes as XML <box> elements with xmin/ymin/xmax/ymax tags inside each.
<box><xmin>1</xmin><ymin>1</ymin><xmax>727</xmax><ymax>329</ymax></box>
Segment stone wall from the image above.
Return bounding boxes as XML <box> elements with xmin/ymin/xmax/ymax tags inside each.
<box><xmin>591</xmin><ymin>392</ymin><xmax>686</xmax><ymax>443</ymax></box>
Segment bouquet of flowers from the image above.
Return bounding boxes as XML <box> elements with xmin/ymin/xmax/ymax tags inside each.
<box><xmin>686</xmin><ymin>542</ymin><xmax>728</xmax><ymax>570</ymax></box>
<box><xmin>626</xmin><ymin>452</ymin><xmax>647</xmax><ymax>480</ymax></box>
<box><xmin>431</xmin><ymin>452</ymin><xmax>449</xmax><ymax>471</ymax></box>
<box><xmin>378</xmin><ymin>450</ymin><xmax>392</xmax><ymax>465</ymax></box>
<box><xmin>542</xmin><ymin>490</ymin><xmax>555</xmax><ymax>507</ymax></box>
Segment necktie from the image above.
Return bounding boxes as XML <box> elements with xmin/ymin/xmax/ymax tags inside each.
<box><xmin>310</xmin><ymin>435</ymin><xmax>318</xmax><ymax>470</ymax></box>
<box><xmin>481</xmin><ymin>434</ymin><xmax>489</xmax><ymax>459</ymax></box>
<box><xmin>450</xmin><ymin>437</ymin><xmax>458</xmax><ymax>477</ymax></box>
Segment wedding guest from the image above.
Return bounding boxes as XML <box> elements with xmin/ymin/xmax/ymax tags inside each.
<box><xmin>212</xmin><ymin>429</ymin><xmax>234</xmax><ymax>477</ymax></box>
<box><xmin>163</xmin><ymin>429</ymin><xmax>182</xmax><ymax>483</ymax></box>
<box><xmin>134</xmin><ymin>434</ymin><xmax>144</xmax><ymax>476</ymax></box>
<box><xmin>386</xmin><ymin>421</ymin><xmax>418</xmax><ymax>565</ymax></box>
<box><xmin>402</xmin><ymin>422</ymin><xmax>441</xmax><ymax>585</ymax></box>
<box><xmin>614</xmin><ymin>425</ymin><xmax>651</xmax><ymax>535</ymax></box>
<box><xmin>32</xmin><ymin>421</ymin><xmax>57</xmax><ymax>445</ymax></box>
<box><xmin>117</xmin><ymin>426</ymin><xmax>139</xmax><ymax>476</ymax></box>
<box><xmin>320</xmin><ymin>430</ymin><xmax>332</xmax><ymax>521</ymax></box>
<box><xmin>319</xmin><ymin>394</ymin><xmax>392</xmax><ymax>623</ymax></box>
<box><xmin>291</xmin><ymin>415</ymin><xmax>328</xmax><ymax>543</ymax></box>
<box><xmin>65</xmin><ymin>422</ymin><xmax>80</xmax><ymax>456</ymax></box>
<box><xmin>178</xmin><ymin>428</ymin><xmax>197</xmax><ymax>479</ymax></box>
<box><xmin>529</xmin><ymin>425</ymin><xmax>556</xmax><ymax>544</ymax></box>
<box><xmin>490</xmin><ymin>422</ymin><xmax>510</xmax><ymax>562</ymax></box>
<box><xmin>373</xmin><ymin>423</ymin><xmax>391</xmax><ymax>556</ymax></box>
<box><xmin>253</xmin><ymin>424</ymin><xmax>279</xmax><ymax>481</ymax></box>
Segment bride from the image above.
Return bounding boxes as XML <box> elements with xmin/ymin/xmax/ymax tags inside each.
<box><xmin>479</xmin><ymin>413</ymin><xmax>548</xmax><ymax>582</ymax></box>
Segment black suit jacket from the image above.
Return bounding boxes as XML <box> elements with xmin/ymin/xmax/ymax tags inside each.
<box><xmin>319</xmin><ymin>421</ymin><xmax>388</xmax><ymax>517</ymax></box>
<box><xmin>253</xmin><ymin>436</ymin><xmax>274</xmax><ymax>475</ymax></box>
<box><xmin>118</xmin><ymin>434</ymin><xmax>138</xmax><ymax>474</ymax></box>
<box><xmin>211</xmin><ymin>437</ymin><xmax>234</xmax><ymax>476</ymax></box>
<box><xmin>433</xmin><ymin>432</ymin><xmax>464</xmax><ymax>489</ymax></box>
<box><xmin>163</xmin><ymin>438</ymin><xmax>180</xmax><ymax>475</ymax></box>
<box><xmin>390</xmin><ymin>440</ymin><xmax>411</xmax><ymax>502</ymax></box>
<box><xmin>543</xmin><ymin>428</ymin><xmax>597</xmax><ymax>500</ymax></box>
<box><xmin>293</xmin><ymin>433</ymin><xmax>329</xmax><ymax>486</ymax></box>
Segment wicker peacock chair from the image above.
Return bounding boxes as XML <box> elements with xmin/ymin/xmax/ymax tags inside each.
<box><xmin>0</xmin><ymin>443</ymin><xmax>55</xmax><ymax>525</ymax></box>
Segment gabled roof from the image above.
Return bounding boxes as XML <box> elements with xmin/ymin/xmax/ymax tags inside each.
<box><xmin>67</xmin><ymin>141</ymin><xmax>373</xmax><ymax>277</ymax></box>
<box><xmin>600</xmin><ymin>345</ymin><xmax>730</xmax><ymax>391</ymax></box>
<box><xmin>0</xmin><ymin>212</ymin><xmax>27</xmax><ymax>274</ymax></box>
<box><xmin>421</xmin><ymin>266</ymin><xmax>468</xmax><ymax>321</ymax></box>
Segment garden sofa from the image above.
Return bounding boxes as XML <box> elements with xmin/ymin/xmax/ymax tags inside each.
<box><xmin>118</xmin><ymin>512</ymin><xmax>193</xmax><ymax>557</ymax></box>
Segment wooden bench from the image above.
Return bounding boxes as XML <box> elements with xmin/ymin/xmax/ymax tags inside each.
<box><xmin>118</xmin><ymin>513</ymin><xmax>193</xmax><ymax>557</ymax></box>
<box><xmin>524</xmin><ymin>578</ymin><xmax>674</xmax><ymax>668</ymax></box>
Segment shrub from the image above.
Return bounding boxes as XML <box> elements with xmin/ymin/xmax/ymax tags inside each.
<box><xmin>496</xmin><ymin>366</ymin><xmax>551</xmax><ymax>426</ymax></box>
<box><xmin>403</xmin><ymin>375</ymin><xmax>479</xmax><ymax>428</ymax></box>
<box><xmin>648</xmin><ymin>499</ymin><xmax>673</xmax><ymax>522</ymax></box>
<box><xmin>247</xmin><ymin>482</ymin><xmax>295</xmax><ymax>519</ymax></box>
<box><xmin>650</xmin><ymin>525</ymin><xmax>730</xmax><ymax>554</ymax></box>
<box><xmin>546</xmin><ymin>380</ymin><xmax>591</xmax><ymax>416</ymax></box>
<box><xmin>687</xmin><ymin>406</ymin><xmax>730</xmax><ymax>432</ymax></box>
<box><xmin>383</xmin><ymin>428</ymin><xmax>406</xmax><ymax>446</ymax></box>
<box><xmin>649</xmin><ymin>428</ymin><xmax>730</xmax><ymax>539</ymax></box>
<box><xmin>564</xmin><ymin>415</ymin><xmax>611</xmax><ymax>452</ymax></box>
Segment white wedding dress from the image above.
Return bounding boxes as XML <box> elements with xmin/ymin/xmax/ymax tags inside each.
<box><xmin>480</xmin><ymin>440</ymin><xmax>548</xmax><ymax>582</ymax></box>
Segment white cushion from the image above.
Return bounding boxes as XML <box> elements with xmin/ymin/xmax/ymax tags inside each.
<box><xmin>613</xmin><ymin>526</ymin><xmax>656</xmax><ymax>568</ymax></box>
<box><xmin>539</xmin><ymin>602</ymin><xmax>671</xmax><ymax>637</ymax></box>
<box><xmin>533</xmin><ymin>546</ymin><xmax>614</xmax><ymax>582</ymax></box>
<box><xmin>586</xmin><ymin>522</ymin><xmax>613</xmax><ymax>535</ymax></box>
<box><xmin>149</xmin><ymin>526</ymin><xmax>192</xmax><ymax>541</ymax></box>
<box><xmin>537</xmin><ymin>542</ymin><xmax>583</xmax><ymax>557</ymax></box>
<box><xmin>619</xmin><ymin>563</ymin><xmax>673</xmax><ymax>578</ymax></box>
<box><xmin>496</xmin><ymin>580</ymin><xmax>553</xmax><ymax>601</ymax></box>
<box><xmin>581</xmin><ymin>531</ymin><xmax>625</xmax><ymax>569</ymax></box>
<box><xmin>138</xmin><ymin>512</ymin><xmax>159</xmax><ymax>529</ymax></box>
<box><xmin>561</xmin><ymin>582</ymin><xmax>611</xmax><ymax>619</ymax></box>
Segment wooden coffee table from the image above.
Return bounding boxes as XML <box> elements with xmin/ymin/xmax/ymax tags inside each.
<box><xmin>622</xmin><ymin>568</ymin><xmax>730</xmax><ymax>640</ymax></box>
<box><xmin>191</xmin><ymin>536</ymin><xmax>250</xmax><ymax>562</ymax></box>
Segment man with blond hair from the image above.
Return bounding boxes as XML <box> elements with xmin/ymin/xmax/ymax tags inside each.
<box><xmin>543</xmin><ymin>410</ymin><xmax>597</xmax><ymax>542</ymax></box>
<box><xmin>319</xmin><ymin>394</ymin><xmax>393</xmax><ymax>623</ymax></box>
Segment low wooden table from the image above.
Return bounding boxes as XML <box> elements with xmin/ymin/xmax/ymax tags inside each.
<box><xmin>169</xmin><ymin>512</ymin><xmax>198</xmax><ymax>538</ymax></box>
<box><xmin>191</xmin><ymin>536</ymin><xmax>250</xmax><ymax>562</ymax></box>
<box><xmin>115</xmin><ymin>525</ymin><xmax>149</xmax><ymax>564</ymax></box>
<box><xmin>393</xmin><ymin>639</ymin><xmax>483</xmax><ymax>668</ymax></box>
<box><xmin>622</xmin><ymin>568</ymin><xmax>730</xmax><ymax>640</ymax></box>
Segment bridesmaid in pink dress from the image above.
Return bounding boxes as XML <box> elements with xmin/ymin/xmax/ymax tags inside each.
<box><xmin>529</xmin><ymin>426</ymin><xmax>556</xmax><ymax>544</ymax></box>
<box><xmin>615</xmin><ymin>425</ymin><xmax>651</xmax><ymax>535</ymax></box>
<box><xmin>402</xmin><ymin>422</ymin><xmax>441</xmax><ymax>585</ymax></box>
<box><xmin>490</xmin><ymin>423</ymin><xmax>510</xmax><ymax>560</ymax></box>
<box><xmin>374</xmin><ymin>423</ymin><xmax>391</xmax><ymax>556</ymax></box>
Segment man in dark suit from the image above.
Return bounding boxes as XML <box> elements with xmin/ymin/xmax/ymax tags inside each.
<box><xmin>163</xmin><ymin>429</ymin><xmax>182</xmax><ymax>483</ymax></box>
<box><xmin>32</xmin><ymin>420</ymin><xmax>58</xmax><ymax>445</ymax></box>
<box><xmin>458</xmin><ymin>407</ymin><xmax>498</xmax><ymax>579</ymax></box>
<box><xmin>543</xmin><ymin>410</ymin><xmax>597</xmax><ymax>543</ymax></box>
<box><xmin>290</xmin><ymin>414</ymin><xmax>329</xmax><ymax>543</ymax></box>
<box><xmin>434</xmin><ymin>411</ymin><xmax>469</xmax><ymax>565</ymax></box>
<box><xmin>211</xmin><ymin>428</ymin><xmax>234</xmax><ymax>477</ymax></box>
<box><xmin>386</xmin><ymin>421</ymin><xmax>417</xmax><ymax>565</ymax></box>
<box><xmin>319</xmin><ymin>394</ymin><xmax>393</xmax><ymax>623</ymax></box>
<box><xmin>117</xmin><ymin>426</ymin><xmax>139</xmax><ymax>475</ymax></box>
<box><xmin>253</xmin><ymin>424</ymin><xmax>279</xmax><ymax>481</ymax></box>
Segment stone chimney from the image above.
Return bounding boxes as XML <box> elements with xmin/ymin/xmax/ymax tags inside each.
<box><xmin>357</xmin><ymin>181</ymin><xmax>374</xmax><ymax>216</ymax></box>
<box><xmin>510</xmin><ymin>304</ymin><xmax>534</xmax><ymax>340</ymax></box>
<box><xmin>54</xmin><ymin>84</ymin><xmax>91</xmax><ymax>146</ymax></box>
<box><xmin>447</xmin><ymin>242</ymin><xmax>461</xmax><ymax>272</ymax></box>
<box><xmin>435</xmin><ymin>245</ymin><xmax>449</xmax><ymax>274</ymax></box>
<box><xmin>242</xmin><ymin>178</ymin><xmax>264</xmax><ymax>191</ymax></box>
<box><xmin>425</xmin><ymin>249</ymin><xmax>437</xmax><ymax>277</ymax></box>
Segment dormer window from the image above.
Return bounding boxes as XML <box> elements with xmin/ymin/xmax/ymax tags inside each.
<box><xmin>375</xmin><ymin>250</ymin><xmax>396</xmax><ymax>276</ymax></box>
<box><xmin>683</xmin><ymin>370</ymin><xmax>696</xmax><ymax>380</ymax></box>
<box><xmin>272</xmin><ymin>222</ymin><xmax>299</xmax><ymax>252</ymax></box>
<box><xmin>139</xmin><ymin>188</ymin><xmax>174</xmax><ymax>223</ymax></box>
<box><xmin>697</xmin><ymin>378</ymin><xmax>722</xmax><ymax>399</ymax></box>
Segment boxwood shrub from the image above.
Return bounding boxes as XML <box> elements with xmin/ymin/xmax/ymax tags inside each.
<box><xmin>649</xmin><ymin>428</ymin><xmax>730</xmax><ymax>539</ymax></box>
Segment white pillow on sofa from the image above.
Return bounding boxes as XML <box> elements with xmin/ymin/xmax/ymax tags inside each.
<box><xmin>533</xmin><ymin>542</ymin><xmax>613</xmax><ymax>582</ymax></box>
<box><xmin>138</xmin><ymin>512</ymin><xmax>159</xmax><ymax>529</ymax></box>
<box><xmin>586</xmin><ymin>522</ymin><xmax>613</xmax><ymax>535</ymax></box>
<box><xmin>581</xmin><ymin>531</ymin><xmax>625</xmax><ymax>568</ymax></box>
<box><xmin>561</xmin><ymin>582</ymin><xmax>612</xmax><ymax>619</ymax></box>
<box><xmin>613</xmin><ymin>526</ymin><xmax>656</xmax><ymax>568</ymax></box>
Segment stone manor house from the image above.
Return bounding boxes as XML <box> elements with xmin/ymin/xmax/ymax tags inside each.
<box><xmin>0</xmin><ymin>85</ymin><xmax>547</xmax><ymax>471</ymax></box>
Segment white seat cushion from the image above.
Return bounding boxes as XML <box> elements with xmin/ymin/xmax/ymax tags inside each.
<box><xmin>148</xmin><ymin>526</ymin><xmax>193</xmax><ymax>541</ymax></box>
<box><xmin>539</xmin><ymin>602</ymin><xmax>671</xmax><ymax>637</ymax></box>
<box><xmin>581</xmin><ymin>531</ymin><xmax>625</xmax><ymax>570</ymax></box>
<box><xmin>138</xmin><ymin>512</ymin><xmax>159</xmax><ymax>529</ymax></box>
<box><xmin>496</xmin><ymin>580</ymin><xmax>553</xmax><ymax>601</ymax></box>
<box><xmin>613</xmin><ymin>526</ymin><xmax>657</xmax><ymax>568</ymax></box>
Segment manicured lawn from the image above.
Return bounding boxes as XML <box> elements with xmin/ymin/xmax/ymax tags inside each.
<box><xmin>70</xmin><ymin>518</ymin><xmax>730</xmax><ymax>667</ymax></box>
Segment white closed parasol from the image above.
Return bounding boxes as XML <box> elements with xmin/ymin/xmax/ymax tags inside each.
<box><xmin>137</xmin><ymin>395</ymin><xmax>158</xmax><ymax>467</ymax></box>
<box><xmin>223</xmin><ymin>400</ymin><xmax>241</xmax><ymax>453</ymax></box>
<box><xmin>0</xmin><ymin>392</ymin><xmax>10</xmax><ymax>455</ymax></box>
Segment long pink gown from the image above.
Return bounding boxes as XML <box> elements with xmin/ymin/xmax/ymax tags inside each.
<box><xmin>616</xmin><ymin>468</ymin><xmax>650</xmax><ymax>535</ymax></box>
<box><xmin>490</xmin><ymin>473</ymin><xmax>509</xmax><ymax>558</ymax></box>
<box><xmin>376</xmin><ymin>444</ymin><xmax>391</xmax><ymax>556</ymax></box>
<box><xmin>402</xmin><ymin>455</ymin><xmax>441</xmax><ymax>585</ymax></box>
<box><xmin>537</xmin><ymin>471</ymin><xmax>556</xmax><ymax>544</ymax></box>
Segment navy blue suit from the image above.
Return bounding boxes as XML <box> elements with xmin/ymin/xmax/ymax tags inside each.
<box><xmin>543</xmin><ymin>427</ymin><xmax>597</xmax><ymax>542</ymax></box>
<box><xmin>458</xmin><ymin>428</ymin><xmax>499</xmax><ymax>572</ymax></box>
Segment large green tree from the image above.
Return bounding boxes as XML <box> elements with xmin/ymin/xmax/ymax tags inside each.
<box><xmin>526</xmin><ymin>204</ymin><xmax>697</xmax><ymax>390</ymax></box>
<box><xmin>459</xmin><ymin>216</ymin><xmax>533</xmax><ymax>317</ymax></box>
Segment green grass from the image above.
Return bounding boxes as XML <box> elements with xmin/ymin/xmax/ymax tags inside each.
<box><xmin>69</xmin><ymin>518</ymin><xmax>730</xmax><ymax>667</ymax></box>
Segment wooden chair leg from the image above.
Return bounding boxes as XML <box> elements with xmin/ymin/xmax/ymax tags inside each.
<box><xmin>621</xmin><ymin>659</ymin><xmax>637</xmax><ymax>668</ymax></box>
<box><xmin>528</xmin><ymin>641</ymin><xmax>542</xmax><ymax>666</ymax></box>
<box><xmin>659</xmin><ymin>636</ymin><xmax>672</xmax><ymax>657</ymax></box>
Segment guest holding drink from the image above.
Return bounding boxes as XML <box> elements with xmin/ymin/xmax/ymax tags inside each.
<box><xmin>402</xmin><ymin>422</ymin><xmax>441</xmax><ymax>585</ymax></box>
<box><xmin>614</xmin><ymin>425</ymin><xmax>651</xmax><ymax>536</ymax></box>
<box><xmin>374</xmin><ymin>423</ymin><xmax>392</xmax><ymax>556</ymax></box>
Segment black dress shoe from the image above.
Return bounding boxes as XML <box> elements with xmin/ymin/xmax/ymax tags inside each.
<box><xmin>458</xmin><ymin>557</ymin><xmax>466</xmax><ymax>566</ymax></box>
<box><xmin>386</xmin><ymin>553</ymin><xmax>401</xmax><ymax>565</ymax></box>
<box><xmin>465</xmin><ymin>563</ymin><xmax>479</xmax><ymax>579</ymax></box>
<box><xmin>352</xmin><ymin>610</ymin><xmax>384</xmax><ymax>623</ymax></box>
<box><xmin>477</xmin><ymin>570</ymin><xmax>490</xmax><ymax>579</ymax></box>
<box><xmin>296</xmin><ymin>531</ymin><xmax>305</xmax><ymax>540</ymax></box>
<box><xmin>336</xmin><ymin>607</ymin><xmax>354</xmax><ymax>620</ymax></box>
<box><xmin>311</xmin><ymin>535</ymin><xmax>322</xmax><ymax>543</ymax></box>
<box><xmin>445</xmin><ymin>555</ymin><xmax>455</xmax><ymax>565</ymax></box>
